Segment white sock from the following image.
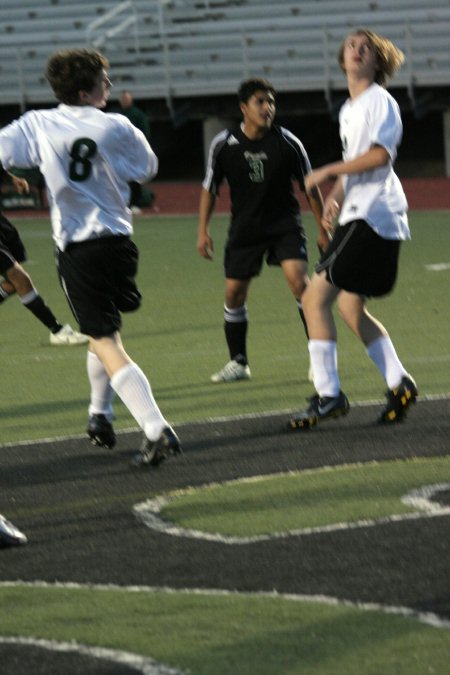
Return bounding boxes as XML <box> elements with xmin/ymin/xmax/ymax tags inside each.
<box><xmin>224</xmin><ymin>304</ymin><xmax>248</xmax><ymax>322</ymax></box>
<box><xmin>19</xmin><ymin>288</ymin><xmax>38</xmax><ymax>305</ymax></box>
<box><xmin>308</xmin><ymin>339</ymin><xmax>340</xmax><ymax>398</ymax></box>
<box><xmin>366</xmin><ymin>335</ymin><xmax>408</xmax><ymax>389</ymax></box>
<box><xmin>111</xmin><ymin>362</ymin><xmax>166</xmax><ymax>441</ymax></box>
<box><xmin>87</xmin><ymin>351</ymin><xmax>114</xmax><ymax>421</ymax></box>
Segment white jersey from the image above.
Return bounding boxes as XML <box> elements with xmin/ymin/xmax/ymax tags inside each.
<box><xmin>0</xmin><ymin>104</ymin><xmax>158</xmax><ymax>251</ymax></box>
<box><xmin>338</xmin><ymin>83</ymin><xmax>409</xmax><ymax>240</ymax></box>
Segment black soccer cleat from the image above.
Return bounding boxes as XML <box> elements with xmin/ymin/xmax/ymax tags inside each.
<box><xmin>379</xmin><ymin>375</ymin><xmax>418</xmax><ymax>424</ymax></box>
<box><xmin>0</xmin><ymin>514</ymin><xmax>27</xmax><ymax>547</ymax></box>
<box><xmin>131</xmin><ymin>426</ymin><xmax>182</xmax><ymax>468</ymax></box>
<box><xmin>87</xmin><ymin>414</ymin><xmax>117</xmax><ymax>449</ymax></box>
<box><xmin>288</xmin><ymin>391</ymin><xmax>350</xmax><ymax>430</ymax></box>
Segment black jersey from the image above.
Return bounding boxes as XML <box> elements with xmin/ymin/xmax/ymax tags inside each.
<box><xmin>203</xmin><ymin>124</ymin><xmax>312</xmax><ymax>244</ymax></box>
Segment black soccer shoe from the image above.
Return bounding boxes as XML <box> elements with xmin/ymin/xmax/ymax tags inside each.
<box><xmin>379</xmin><ymin>375</ymin><xmax>418</xmax><ymax>424</ymax></box>
<box><xmin>87</xmin><ymin>414</ymin><xmax>117</xmax><ymax>449</ymax></box>
<box><xmin>288</xmin><ymin>391</ymin><xmax>350</xmax><ymax>430</ymax></box>
<box><xmin>131</xmin><ymin>426</ymin><xmax>182</xmax><ymax>468</ymax></box>
<box><xmin>0</xmin><ymin>514</ymin><xmax>27</xmax><ymax>547</ymax></box>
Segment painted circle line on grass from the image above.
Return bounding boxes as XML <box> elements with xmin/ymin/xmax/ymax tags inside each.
<box><xmin>133</xmin><ymin>471</ymin><xmax>450</xmax><ymax>545</ymax></box>
<box><xmin>0</xmin><ymin>636</ymin><xmax>185</xmax><ymax>675</ymax></box>
<box><xmin>1</xmin><ymin>581</ymin><xmax>450</xmax><ymax>631</ymax></box>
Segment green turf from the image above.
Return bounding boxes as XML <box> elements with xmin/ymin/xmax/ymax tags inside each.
<box><xmin>0</xmin><ymin>586</ymin><xmax>449</xmax><ymax>675</ymax></box>
<box><xmin>1</xmin><ymin>210</ymin><xmax>449</xmax><ymax>675</ymax></box>
<box><xmin>0</xmin><ymin>211</ymin><xmax>449</xmax><ymax>445</ymax></box>
<box><xmin>160</xmin><ymin>456</ymin><xmax>450</xmax><ymax>536</ymax></box>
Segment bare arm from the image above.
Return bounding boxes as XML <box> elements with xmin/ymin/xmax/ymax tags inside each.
<box><xmin>197</xmin><ymin>187</ymin><xmax>216</xmax><ymax>260</ymax></box>
<box><xmin>305</xmin><ymin>146</ymin><xmax>389</xmax><ymax>232</ymax></box>
<box><xmin>304</xmin><ymin>145</ymin><xmax>390</xmax><ymax>193</ymax></box>
<box><xmin>0</xmin><ymin>163</ymin><xmax>30</xmax><ymax>194</ymax></box>
<box><xmin>305</xmin><ymin>185</ymin><xmax>331</xmax><ymax>252</ymax></box>
<box><xmin>321</xmin><ymin>176</ymin><xmax>345</xmax><ymax>232</ymax></box>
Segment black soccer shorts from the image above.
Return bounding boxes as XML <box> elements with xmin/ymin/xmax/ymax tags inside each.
<box><xmin>224</xmin><ymin>229</ymin><xmax>308</xmax><ymax>280</ymax></box>
<box><xmin>56</xmin><ymin>235</ymin><xmax>141</xmax><ymax>337</ymax></box>
<box><xmin>316</xmin><ymin>219</ymin><xmax>401</xmax><ymax>298</ymax></box>
<box><xmin>0</xmin><ymin>214</ymin><xmax>27</xmax><ymax>275</ymax></box>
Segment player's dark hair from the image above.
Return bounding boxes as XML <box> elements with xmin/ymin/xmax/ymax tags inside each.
<box><xmin>238</xmin><ymin>78</ymin><xmax>276</xmax><ymax>103</ymax></box>
<box><xmin>46</xmin><ymin>49</ymin><xmax>109</xmax><ymax>104</ymax></box>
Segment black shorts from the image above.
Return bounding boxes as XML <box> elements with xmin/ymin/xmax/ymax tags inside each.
<box><xmin>224</xmin><ymin>230</ymin><xmax>308</xmax><ymax>280</ymax></box>
<box><xmin>316</xmin><ymin>220</ymin><xmax>401</xmax><ymax>297</ymax></box>
<box><xmin>56</xmin><ymin>236</ymin><xmax>141</xmax><ymax>337</ymax></box>
<box><xmin>0</xmin><ymin>213</ymin><xmax>27</xmax><ymax>274</ymax></box>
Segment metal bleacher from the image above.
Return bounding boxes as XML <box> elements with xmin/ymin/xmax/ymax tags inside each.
<box><xmin>0</xmin><ymin>0</ymin><xmax>449</xmax><ymax>109</ymax></box>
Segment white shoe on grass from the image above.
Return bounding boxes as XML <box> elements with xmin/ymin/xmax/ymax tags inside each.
<box><xmin>50</xmin><ymin>324</ymin><xmax>88</xmax><ymax>346</ymax></box>
<box><xmin>211</xmin><ymin>359</ymin><xmax>251</xmax><ymax>383</ymax></box>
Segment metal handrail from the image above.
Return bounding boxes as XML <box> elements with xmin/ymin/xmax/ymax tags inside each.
<box><xmin>86</xmin><ymin>0</ymin><xmax>139</xmax><ymax>52</ymax></box>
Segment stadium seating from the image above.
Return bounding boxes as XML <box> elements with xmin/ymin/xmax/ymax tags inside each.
<box><xmin>0</xmin><ymin>0</ymin><xmax>448</xmax><ymax>105</ymax></box>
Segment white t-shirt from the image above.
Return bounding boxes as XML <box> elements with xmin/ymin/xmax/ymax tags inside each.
<box><xmin>338</xmin><ymin>83</ymin><xmax>409</xmax><ymax>240</ymax></box>
<box><xmin>0</xmin><ymin>104</ymin><xmax>158</xmax><ymax>251</ymax></box>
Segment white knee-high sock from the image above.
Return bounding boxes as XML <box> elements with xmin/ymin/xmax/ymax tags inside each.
<box><xmin>87</xmin><ymin>351</ymin><xmax>114</xmax><ymax>421</ymax></box>
<box><xmin>111</xmin><ymin>362</ymin><xmax>166</xmax><ymax>441</ymax></box>
<box><xmin>366</xmin><ymin>335</ymin><xmax>408</xmax><ymax>389</ymax></box>
<box><xmin>308</xmin><ymin>339</ymin><xmax>340</xmax><ymax>398</ymax></box>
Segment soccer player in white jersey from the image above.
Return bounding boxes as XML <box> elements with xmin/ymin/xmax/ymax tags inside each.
<box><xmin>289</xmin><ymin>28</ymin><xmax>417</xmax><ymax>429</ymax></box>
<box><xmin>198</xmin><ymin>78</ymin><xmax>329</xmax><ymax>384</ymax></box>
<box><xmin>0</xmin><ymin>49</ymin><xmax>181</xmax><ymax>466</ymax></box>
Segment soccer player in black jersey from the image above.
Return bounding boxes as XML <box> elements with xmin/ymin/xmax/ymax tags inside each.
<box><xmin>198</xmin><ymin>78</ymin><xmax>329</xmax><ymax>383</ymax></box>
<box><xmin>0</xmin><ymin>167</ymin><xmax>87</xmax><ymax>346</ymax></box>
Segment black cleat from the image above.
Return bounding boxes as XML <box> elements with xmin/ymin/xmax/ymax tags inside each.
<box><xmin>87</xmin><ymin>414</ymin><xmax>117</xmax><ymax>449</ymax></box>
<box><xmin>131</xmin><ymin>426</ymin><xmax>182</xmax><ymax>468</ymax></box>
<box><xmin>289</xmin><ymin>391</ymin><xmax>350</xmax><ymax>430</ymax></box>
<box><xmin>379</xmin><ymin>375</ymin><xmax>418</xmax><ymax>424</ymax></box>
<box><xmin>0</xmin><ymin>514</ymin><xmax>27</xmax><ymax>547</ymax></box>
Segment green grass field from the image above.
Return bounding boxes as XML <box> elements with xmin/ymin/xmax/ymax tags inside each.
<box><xmin>1</xmin><ymin>210</ymin><xmax>449</xmax><ymax>675</ymax></box>
<box><xmin>160</xmin><ymin>456</ymin><xmax>450</xmax><ymax>536</ymax></box>
<box><xmin>0</xmin><ymin>210</ymin><xmax>449</xmax><ymax>444</ymax></box>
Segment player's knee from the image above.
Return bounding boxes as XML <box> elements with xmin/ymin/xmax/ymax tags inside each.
<box><xmin>6</xmin><ymin>263</ymin><xmax>33</xmax><ymax>294</ymax></box>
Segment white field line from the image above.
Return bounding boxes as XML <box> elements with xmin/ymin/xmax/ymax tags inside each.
<box><xmin>0</xmin><ymin>636</ymin><xmax>184</xmax><ymax>675</ymax></box>
<box><xmin>425</xmin><ymin>262</ymin><xmax>450</xmax><ymax>271</ymax></box>
<box><xmin>1</xmin><ymin>392</ymin><xmax>449</xmax><ymax>449</ymax></box>
<box><xmin>0</xmin><ymin>580</ymin><xmax>449</xmax><ymax>631</ymax></box>
<box><xmin>133</xmin><ymin>478</ymin><xmax>450</xmax><ymax>545</ymax></box>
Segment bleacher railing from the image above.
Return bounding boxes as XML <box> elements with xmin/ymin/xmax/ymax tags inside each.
<box><xmin>1</xmin><ymin>0</ymin><xmax>448</xmax><ymax>110</ymax></box>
